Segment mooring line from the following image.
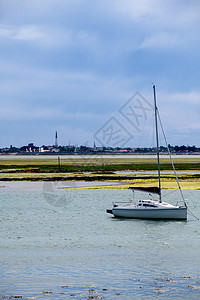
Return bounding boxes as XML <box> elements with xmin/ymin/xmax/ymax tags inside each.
<box><xmin>187</xmin><ymin>208</ymin><xmax>199</xmax><ymax>221</ymax></box>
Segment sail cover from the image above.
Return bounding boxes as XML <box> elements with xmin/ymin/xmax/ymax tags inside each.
<box><xmin>128</xmin><ymin>186</ymin><xmax>160</xmax><ymax>195</ymax></box>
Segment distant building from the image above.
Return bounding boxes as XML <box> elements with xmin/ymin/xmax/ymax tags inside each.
<box><xmin>55</xmin><ymin>131</ymin><xmax>58</xmax><ymax>147</ymax></box>
<box><xmin>39</xmin><ymin>146</ymin><xmax>50</xmax><ymax>153</ymax></box>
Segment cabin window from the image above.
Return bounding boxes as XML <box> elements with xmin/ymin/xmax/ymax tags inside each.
<box><xmin>143</xmin><ymin>204</ymin><xmax>157</xmax><ymax>207</ymax></box>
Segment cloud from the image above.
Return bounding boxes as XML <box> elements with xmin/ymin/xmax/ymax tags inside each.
<box><xmin>0</xmin><ymin>24</ymin><xmax>71</xmax><ymax>49</ymax></box>
<box><xmin>139</xmin><ymin>32</ymin><xmax>185</xmax><ymax>49</ymax></box>
<box><xmin>3</xmin><ymin>25</ymin><xmax>44</xmax><ymax>41</ymax></box>
<box><xmin>153</xmin><ymin>90</ymin><xmax>200</xmax><ymax>146</ymax></box>
<box><xmin>115</xmin><ymin>0</ymin><xmax>200</xmax><ymax>26</ymax></box>
<box><xmin>0</xmin><ymin>0</ymin><xmax>200</xmax><ymax>147</ymax></box>
<box><xmin>168</xmin><ymin>92</ymin><xmax>200</xmax><ymax>105</ymax></box>
<box><xmin>115</xmin><ymin>0</ymin><xmax>200</xmax><ymax>52</ymax></box>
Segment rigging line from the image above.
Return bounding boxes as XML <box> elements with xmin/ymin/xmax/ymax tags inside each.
<box><xmin>157</xmin><ymin>111</ymin><xmax>187</xmax><ymax>206</ymax></box>
<box><xmin>187</xmin><ymin>208</ymin><xmax>200</xmax><ymax>221</ymax></box>
<box><xmin>148</xmin><ymin>193</ymin><xmax>157</xmax><ymax>201</ymax></box>
<box><xmin>162</xmin><ymin>188</ymin><xmax>178</xmax><ymax>199</ymax></box>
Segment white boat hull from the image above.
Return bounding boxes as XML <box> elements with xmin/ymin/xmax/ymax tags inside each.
<box><xmin>111</xmin><ymin>206</ymin><xmax>187</xmax><ymax>220</ymax></box>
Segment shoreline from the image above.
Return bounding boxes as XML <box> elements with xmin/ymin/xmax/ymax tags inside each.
<box><xmin>1</xmin><ymin>152</ymin><xmax>200</xmax><ymax>156</ymax></box>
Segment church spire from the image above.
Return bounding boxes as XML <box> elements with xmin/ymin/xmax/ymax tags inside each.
<box><xmin>55</xmin><ymin>131</ymin><xmax>58</xmax><ymax>147</ymax></box>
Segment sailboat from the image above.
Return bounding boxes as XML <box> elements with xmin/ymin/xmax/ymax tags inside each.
<box><xmin>106</xmin><ymin>85</ymin><xmax>187</xmax><ymax>220</ymax></box>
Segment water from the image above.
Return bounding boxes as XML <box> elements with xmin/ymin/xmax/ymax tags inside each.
<box><xmin>0</xmin><ymin>154</ymin><xmax>199</xmax><ymax>160</ymax></box>
<box><xmin>1</xmin><ymin>183</ymin><xmax>200</xmax><ymax>299</ymax></box>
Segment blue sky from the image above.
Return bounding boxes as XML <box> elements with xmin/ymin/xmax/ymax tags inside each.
<box><xmin>0</xmin><ymin>0</ymin><xmax>200</xmax><ymax>148</ymax></box>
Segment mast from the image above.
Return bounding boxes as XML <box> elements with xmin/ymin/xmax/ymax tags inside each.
<box><xmin>153</xmin><ymin>85</ymin><xmax>161</xmax><ymax>202</ymax></box>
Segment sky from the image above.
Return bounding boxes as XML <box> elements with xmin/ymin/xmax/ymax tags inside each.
<box><xmin>0</xmin><ymin>0</ymin><xmax>200</xmax><ymax>148</ymax></box>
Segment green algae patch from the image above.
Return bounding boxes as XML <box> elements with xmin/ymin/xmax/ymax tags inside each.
<box><xmin>1</xmin><ymin>155</ymin><xmax>200</xmax><ymax>173</ymax></box>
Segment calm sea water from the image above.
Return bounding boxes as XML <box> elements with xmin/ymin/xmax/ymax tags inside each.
<box><xmin>1</xmin><ymin>182</ymin><xmax>200</xmax><ymax>299</ymax></box>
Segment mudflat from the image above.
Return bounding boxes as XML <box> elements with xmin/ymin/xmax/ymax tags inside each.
<box><xmin>0</xmin><ymin>155</ymin><xmax>199</xmax><ymax>189</ymax></box>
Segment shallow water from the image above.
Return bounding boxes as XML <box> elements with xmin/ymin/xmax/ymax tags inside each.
<box><xmin>1</xmin><ymin>182</ymin><xmax>200</xmax><ymax>299</ymax></box>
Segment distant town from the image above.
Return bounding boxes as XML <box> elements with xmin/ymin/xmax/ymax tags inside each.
<box><xmin>1</xmin><ymin>130</ymin><xmax>199</xmax><ymax>155</ymax></box>
<box><xmin>0</xmin><ymin>143</ymin><xmax>200</xmax><ymax>155</ymax></box>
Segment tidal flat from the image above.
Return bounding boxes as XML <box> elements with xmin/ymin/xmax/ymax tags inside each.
<box><xmin>0</xmin><ymin>155</ymin><xmax>199</xmax><ymax>189</ymax></box>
